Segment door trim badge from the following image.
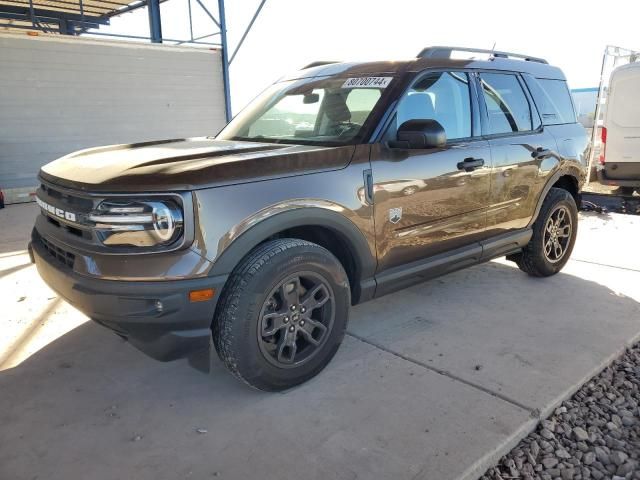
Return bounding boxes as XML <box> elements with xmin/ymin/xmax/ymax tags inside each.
<box><xmin>389</xmin><ymin>207</ymin><xmax>402</xmax><ymax>224</ymax></box>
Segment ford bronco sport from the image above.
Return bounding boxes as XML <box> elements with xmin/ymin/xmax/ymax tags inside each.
<box><xmin>30</xmin><ymin>47</ymin><xmax>588</xmax><ymax>391</ymax></box>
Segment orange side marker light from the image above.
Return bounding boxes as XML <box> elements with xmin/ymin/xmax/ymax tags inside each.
<box><xmin>189</xmin><ymin>288</ymin><xmax>215</xmax><ymax>302</ymax></box>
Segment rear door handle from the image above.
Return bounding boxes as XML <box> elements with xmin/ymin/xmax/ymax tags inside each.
<box><xmin>457</xmin><ymin>157</ymin><xmax>485</xmax><ymax>172</ymax></box>
<box><xmin>533</xmin><ymin>147</ymin><xmax>551</xmax><ymax>160</ymax></box>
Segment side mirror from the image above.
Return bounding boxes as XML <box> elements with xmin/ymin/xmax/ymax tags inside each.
<box><xmin>390</xmin><ymin>119</ymin><xmax>446</xmax><ymax>149</ymax></box>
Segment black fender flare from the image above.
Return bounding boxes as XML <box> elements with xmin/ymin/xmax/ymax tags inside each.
<box><xmin>527</xmin><ymin>166</ymin><xmax>583</xmax><ymax>228</ymax></box>
<box><xmin>208</xmin><ymin>206</ymin><xmax>377</xmax><ymax>302</ymax></box>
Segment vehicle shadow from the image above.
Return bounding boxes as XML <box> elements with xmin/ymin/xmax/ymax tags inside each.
<box><xmin>1</xmin><ymin>260</ymin><xmax>639</xmax><ymax>480</ymax></box>
<box><xmin>349</xmin><ymin>259</ymin><xmax>640</xmax><ymax>409</ymax></box>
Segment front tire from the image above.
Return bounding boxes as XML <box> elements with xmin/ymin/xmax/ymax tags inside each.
<box><xmin>212</xmin><ymin>238</ymin><xmax>350</xmax><ymax>391</ymax></box>
<box><xmin>513</xmin><ymin>188</ymin><xmax>578</xmax><ymax>277</ymax></box>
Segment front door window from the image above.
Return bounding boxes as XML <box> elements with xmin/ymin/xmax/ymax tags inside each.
<box><xmin>393</xmin><ymin>71</ymin><xmax>472</xmax><ymax>141</ymax></box>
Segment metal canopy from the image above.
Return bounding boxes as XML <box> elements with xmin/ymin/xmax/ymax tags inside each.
<box><xmin>1</xmin><ymin>0</ymin><xmax>145</xmax><ymax>17</ymax></box>
<box><xmin>0</xmin><ymin>0</ymin><xmax>159</xmax><ymax>34</ymax></box>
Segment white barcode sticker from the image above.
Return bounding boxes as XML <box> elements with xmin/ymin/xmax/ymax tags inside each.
<box><xmin>342</xmin><ymin>77</ymin><xmax>393</xmax><ymax>89</ymax></box>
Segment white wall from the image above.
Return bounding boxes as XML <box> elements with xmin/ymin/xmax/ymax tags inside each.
<box><xmin>0</xmin><ymin>33</ymin><xmax>226</xmax><ymax>202</ymax></box>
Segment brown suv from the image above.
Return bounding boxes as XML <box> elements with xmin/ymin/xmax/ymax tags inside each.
<box><xmin>30</xmin><ymin>47</ymin><xmax>588</xmax><ymax>391</ymax></box>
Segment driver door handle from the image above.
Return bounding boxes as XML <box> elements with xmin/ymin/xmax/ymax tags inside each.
<box><xmin>457</xmin><ymin>157</ymin><xmax>485</xmax><ymax>172</ymax></box>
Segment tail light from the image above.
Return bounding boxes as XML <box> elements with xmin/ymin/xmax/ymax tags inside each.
<box><xmin>599</xmin><ymin>127</ymin><xmax>607</xmax><ymax>165</ymax></box>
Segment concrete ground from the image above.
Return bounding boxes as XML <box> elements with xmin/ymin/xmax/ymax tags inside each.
<box><xmin>1</xmin><ymin>203</ymin><xmax>639</xmax><ymax>480</ymax></box>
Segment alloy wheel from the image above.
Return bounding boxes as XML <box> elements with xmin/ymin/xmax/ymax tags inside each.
<box><xmin>543</xmin><ymin>205</ymin><xmax>572</xmax><ymax>263</ymax></box>
<box><xmin>258</xmin><ymin>272</ymin><xmax>335</xmax><ymax>368</ymax></box>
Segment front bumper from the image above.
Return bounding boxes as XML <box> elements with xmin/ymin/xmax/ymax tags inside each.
<box><xmin>30</xmin><ymin>236</ymin><xmax>228</xmax><ymax>365</ymax></box>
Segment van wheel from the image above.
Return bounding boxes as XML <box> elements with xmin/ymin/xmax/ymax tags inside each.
<box><xmin>212</xmin><ymin>238</ymin><xmax>350</xmax><ymax>391</ymax></box>
<box><xmin>513</xmin><ymin>188</ymin><xmax>578</xmax><ymax>277</ymax></box>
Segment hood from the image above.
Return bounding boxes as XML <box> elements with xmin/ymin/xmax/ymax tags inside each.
<box><xmin>40</xmin><ymin>137</ymin><xmax>355</xmax><ymax>192</ymax></box>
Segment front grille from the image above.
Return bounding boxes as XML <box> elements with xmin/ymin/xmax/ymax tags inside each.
<box><xmin>41</xmin><ymin>237</ymin><xmax>75</xmax><ymax>268</ymax></box>
<box><xmin>36</xmin><ymin>182</ymin><xmax>95</xmax><ymax>240</ymax></box>
<box><xmin>40</xmin><ymin>183</ymin><xmax>94</xmax><ymax>211</ymax></box>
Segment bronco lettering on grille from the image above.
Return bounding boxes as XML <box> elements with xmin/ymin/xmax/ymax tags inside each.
<box><xmin>36</xmin><ymin>196</ymin><xmax>77</xmax><ymax>222</ymax></box>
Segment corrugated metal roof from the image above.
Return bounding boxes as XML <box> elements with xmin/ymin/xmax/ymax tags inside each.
<box><xmin>0</xmin><ymin>0</ymin><xmax>159</xmax><ymax>35</ymax></box>
<box><xmin>2</xmin><ymin>0</ymin><xmax>135</xmax><ymax>17</ymax></box>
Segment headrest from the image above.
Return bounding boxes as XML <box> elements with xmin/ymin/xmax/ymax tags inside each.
<box><xmin>324</xmin><ymin>93</ymin><xmax>351</xmax><ymax>122</ymax></box>
<box><xmin>397</xmin><ymin>92</ymin><xmax>435</xmax><ymax>125</ymax></box>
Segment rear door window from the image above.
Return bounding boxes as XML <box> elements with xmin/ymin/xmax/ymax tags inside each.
<box><xmin>479</xmin><ymin>73</ymin><xmax>533</xmax><ymax>135</ymax></box>
<box><xmin>524</xmin><ymin>77</ymin><xmax>577</xmax><ymax>125</ymax></box>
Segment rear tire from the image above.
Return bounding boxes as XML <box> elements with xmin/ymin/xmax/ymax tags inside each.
<box><xmin>212</xmin><ymin>238</ymin><xmax>350</xmax><ymax>391</ymax></box>
<box><xmin>513</xmin><ymin>188</ymin><xmax>578</xmax><ymax>277</ymax></box>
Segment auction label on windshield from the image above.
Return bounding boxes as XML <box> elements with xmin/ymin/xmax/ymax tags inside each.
<box><xmin>342</xmin><ymin>77</ymin><xmax>393</xmax><ymax>88</ymax></box>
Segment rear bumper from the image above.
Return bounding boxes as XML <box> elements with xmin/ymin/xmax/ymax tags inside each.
<box><xmin>30</xmin><ymin>237</ymin><xmax>228</xmax><ymax>364</ymax></box>
<box><xmin>598</xmin><ymin>163</ymin><xmax>640</xmax><ymax>187</ymax></box>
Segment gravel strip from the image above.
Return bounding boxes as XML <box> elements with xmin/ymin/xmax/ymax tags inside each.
<box><xmin>481</xmin><ymin>344</ymin><xmax>640</xmax><ymax>480</ymax></box>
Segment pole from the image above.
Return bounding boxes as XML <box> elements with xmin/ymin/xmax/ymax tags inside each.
<box><xmin>187</xmin><ymin>0</ymin><xmax>193</xmax><ymax>42</ymax></box>
<box><xmin>229</xmin><ymin>0</ymin><xmax>266</xmax><ymax>64</ymax></box>
<box><xmin>217</xmin><ymin>0</ymin><xmax>232</xmax><ymax>121</ymax></box>
<box><xmin>147</xmin><ymin>0</ymin><xmax>162</xmax><ymax>43</ymax></box>
<box><xmin>585</xmin><ymin>46</ymin><xmax>608</xmax><ymax>186</ymax></box>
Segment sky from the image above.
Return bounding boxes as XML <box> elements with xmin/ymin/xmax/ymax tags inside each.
<box><xmin>92</xmin><ymin>0</ymin><xmax>640</xmax><ymax>115</ymax></box>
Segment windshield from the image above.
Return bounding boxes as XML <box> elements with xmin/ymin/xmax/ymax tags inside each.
<box><xmin>217</xmin><ymin>76</ymin><xmax>391</xmax><ymax>146</ymax></box>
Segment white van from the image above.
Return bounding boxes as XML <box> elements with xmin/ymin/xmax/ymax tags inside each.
<box><xmin>598</xmin><ymin>62</ymin><xmax>640</xmax><ymax>194</ymax></box>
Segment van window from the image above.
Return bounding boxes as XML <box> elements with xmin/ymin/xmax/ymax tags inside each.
<box><xmin>609</xmin><ymin>75</ymin><xmax>640</xmax><ymax>128</ymax></box>
<box><xmin>524</xmin><ymin>77</ymin><xmax>576</xmax><ymax>125</ymax></box>
<box><xmin>479</xmin><ymin>73</ymin><xmax>533</xmax><ymax>134</ymax></box>
<box><xmin>394</xmin><ymin>71</ymin><xmax>472</xmax><ymax>141</ymax></box>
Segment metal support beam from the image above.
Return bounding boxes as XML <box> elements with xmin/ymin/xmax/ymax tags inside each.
<box><xmin>87</xmin><ymin>30</ymin><xmax>219</xmax><ymax>45</ymax></box>
<box><xmin>59</xmin><ymin>18</ymin><xmax>75</xmax><ymax>34</ymax></box>
<box><xmin>176</xmin><ymin>31</ymin><xmax>220</xmax><ymax>45</ymax></box>
<box><xmin>229</xmin><ymin>0</ymin><xmax>266</xmax><ymax>64</ymax></box>
<box><xmin>28</xmin><ymin>0</ymin><xmax>35</xmax><ymax>24</ymax></box>
<box><xmin>217</xmin><ymin>0</ymin><xmax>232</xmax><ymax>121</ymax></box>
<box><xmin>585</xmin><ymin>47</ymin><xmax>608</xmax><ymax>186</ymax></box>
<box><xmin>187</xmin><ymin>0</ymin><xmax>193</xmax><ymax>41</ymax></box>
<box><xmin>194</xmin><ymin>0</ymin><xmax>219</xmax><ymax>29</ymax></box>
<box><xmin>147</xmin><ymin>0</ymin><xmax>162</xmax><ymax>43</ymax></box>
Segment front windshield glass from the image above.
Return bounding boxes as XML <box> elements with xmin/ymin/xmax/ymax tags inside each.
<box><xmin>217</xmin><ymin>76</ymin><xmax>390</xmax><ymax>145</ymax></box>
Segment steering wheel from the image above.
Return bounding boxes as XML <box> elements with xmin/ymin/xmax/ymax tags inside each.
<box><xmin>335</xmin><ymin>122</ymin><xmax>361</xmax><ymax>138</ymax></box>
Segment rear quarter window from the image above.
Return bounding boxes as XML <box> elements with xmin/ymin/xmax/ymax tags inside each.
<box><xmin>524</xmin><ymin>76</ymin><xmax>577</xmax><ymax>125</ymax></box>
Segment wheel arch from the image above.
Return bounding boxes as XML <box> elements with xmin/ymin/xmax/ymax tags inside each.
<box><xmin>208</xmin><ymin>206</ymin><xmax>377</xmax><ymax>305</ymax></box>
<box><xmin>528</xmin><ymin>168</ymin><xmax>582</xmax><ymax>228</ymax></box>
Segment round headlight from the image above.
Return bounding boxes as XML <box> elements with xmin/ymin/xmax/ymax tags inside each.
<box><xmin>89</xmin><ymin>199</ymin><xmax>184</xmax><ymax>248</ymax></box>
<box><xmin>152</xmin><ymin>204</ymin><xmax>176</xmax><ymax>242</ymax></box>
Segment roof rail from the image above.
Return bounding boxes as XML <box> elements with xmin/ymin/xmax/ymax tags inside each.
<box><xmin>302</xmin><ymin>61</ymin><xmax>341</xmax><ymax>69</ymax></box>
<box><xmin>417</xmin><ymin>46</ymin><xmax>548</xmax><ymax>64</ymax></box>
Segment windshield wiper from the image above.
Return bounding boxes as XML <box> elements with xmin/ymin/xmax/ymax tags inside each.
<box><xmin>231</xmin><ymin>135</ymin><xmax>284</xmax><ymax>144</ymax></box>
